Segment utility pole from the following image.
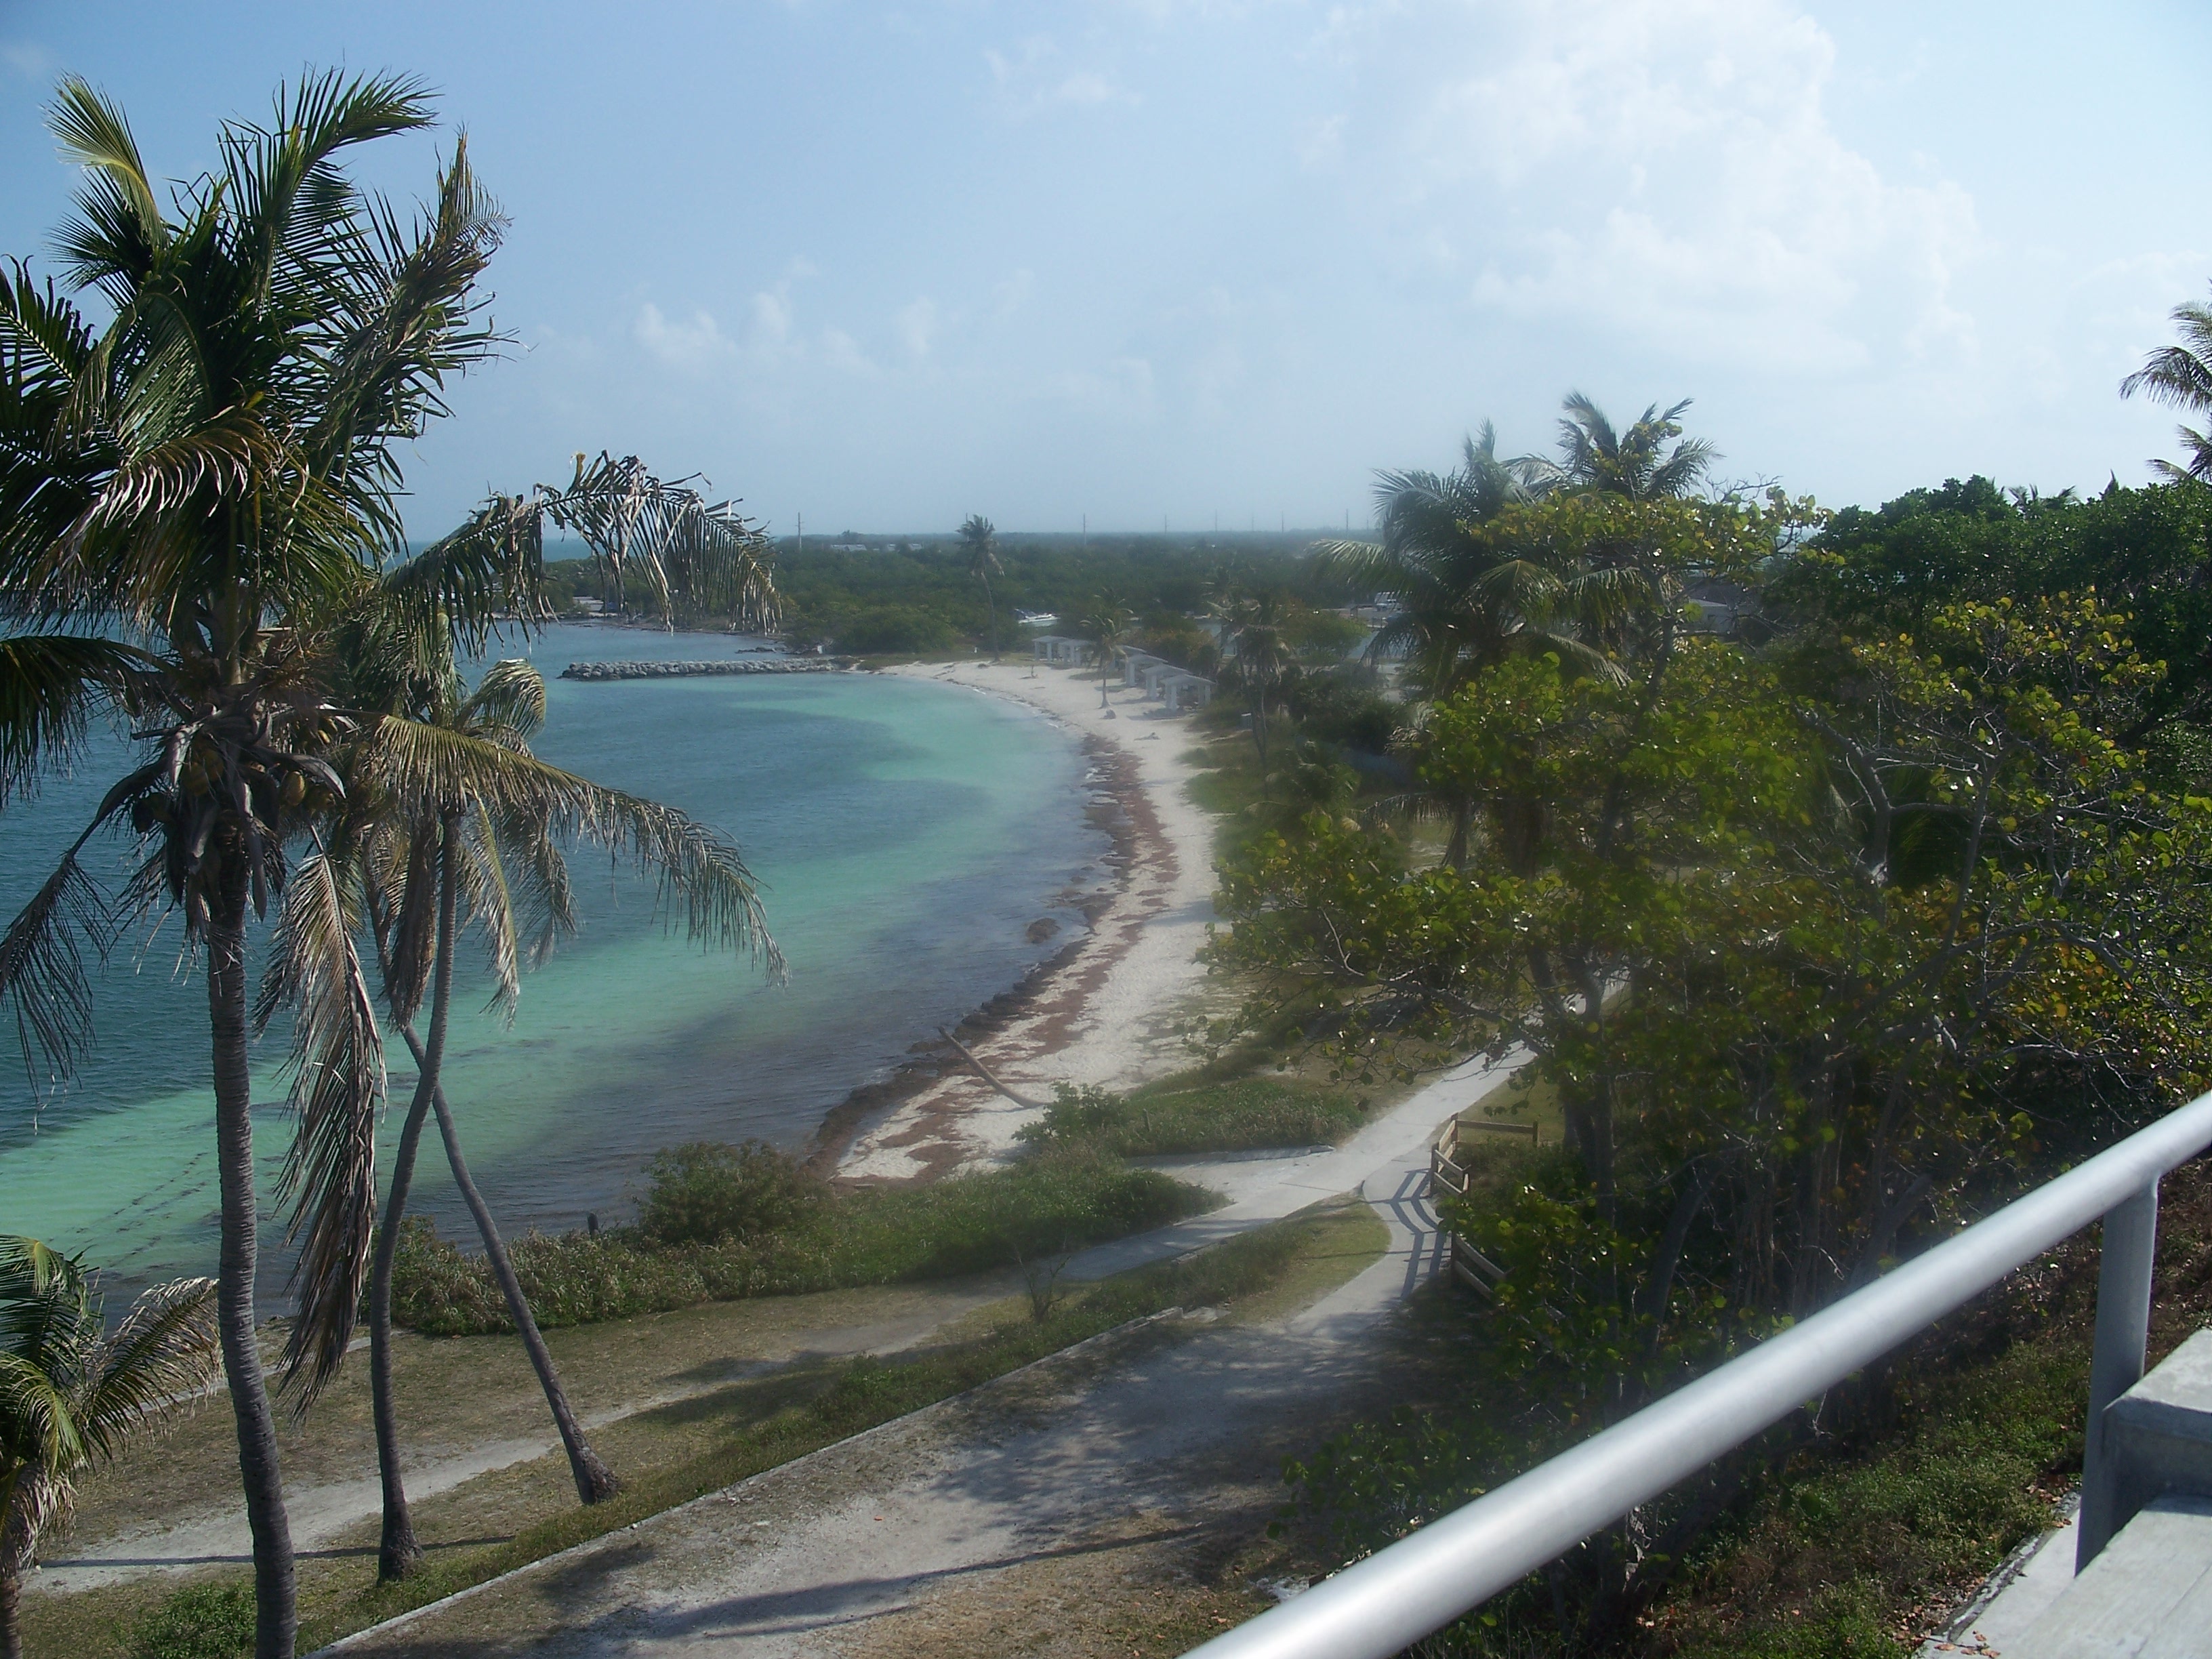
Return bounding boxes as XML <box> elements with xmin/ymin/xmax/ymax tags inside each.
<box><xmin>796</xmin><ymin>511</ymin><xmax>803</xmax><ymax>556</ymax></box>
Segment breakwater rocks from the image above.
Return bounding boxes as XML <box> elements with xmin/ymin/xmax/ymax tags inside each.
<box><xmin>559</xmin><ymin>657</ymin><xmax>850</xmax><ymax>682</ymax></box>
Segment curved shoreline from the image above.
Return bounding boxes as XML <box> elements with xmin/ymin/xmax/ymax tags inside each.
<box><xmin>819</xmin><ymin>659</ymin><xmax>1225</xmax><ymax>1183</ymax></box>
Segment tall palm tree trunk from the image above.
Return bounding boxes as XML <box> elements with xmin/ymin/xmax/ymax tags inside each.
<box><xmin>416</xmin><ymin>1048</ymin><xmax>617</xmax><ymax>1502</ymax></box>
<box><xmin>207</xmin><ymin>871</ymin><xmax>298</xmax><ymax>1659</ymax></box>
<box><xmin>367</xmin><ymin>813</ymin><xmax>462</xmax><ymax>1578</ymax></box>
<box><xmin>367</xmin><ymin>1088</ymin><xmax>435</xmax><ymax>1580</ymax></box>
<box><xmin>981</xmin><ymin>573</ymin><xmax>999</xmax><ymax>661</ymax></box>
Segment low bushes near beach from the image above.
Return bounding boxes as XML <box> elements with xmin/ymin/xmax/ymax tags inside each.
<box><xmin>389</xmin><ymin>1143</ymin><xmax>1212</xmax><ymax>1337</ymax></box>
<box><xmin>1017</xmin><ymin>1078</ymin><xmax>1370</xmax><ymax>1158</ymax></box>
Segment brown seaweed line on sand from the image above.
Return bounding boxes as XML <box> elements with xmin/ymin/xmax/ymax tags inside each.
<box><xmin>804</xmin><ymin>735</ymin><xmax>1176</xmax><ymax>1181</ymax></box>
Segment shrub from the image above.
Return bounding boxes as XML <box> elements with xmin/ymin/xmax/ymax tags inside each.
<box><xmin>130</xmin><ymin>1582</ymin><xmax>255</xmax><ymax>1659</ymax></box>
<box><xmin>388</xmin><ymin>1147</ymin><xmax>1214</xmax><ymax>1336</ymax></box>
<box><xmin>1019</xmin><ymin>1079</ymin><xmax>1367</xmax><ymax>1156</ymax></box>
<box><xmin>636</xmin><ymin>1140</ymin><xmax>823</xmax><ymax>1246</ymax></box>
<box><xmin>836</xmin><ymin>603</ymin><xmax>954</xmax><ymax>655</ymax></box>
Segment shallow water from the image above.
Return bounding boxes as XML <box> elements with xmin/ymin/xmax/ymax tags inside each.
<box><xmin>0</xmin><ymin>628</ymin><xmax>1104</xmax><ymax>1296</ymax></box>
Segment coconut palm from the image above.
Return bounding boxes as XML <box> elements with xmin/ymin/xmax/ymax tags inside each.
<box><xmin>1316</xmin><ymin>424</ymin><xmax>1574</xmax><ymax>700</ymax></box>
<box><xmin>1076</xmin><ymin>598</ymin><xmax>1131</xmax><ymax>708</ymax></box>
<box><xmin>0</xmin><ymin>1239</ymin><xmax>220</xmax><ymax>1659</ymax></box>
<box><xmin>0</xmin><ymin>75</ymin><xmax>508</xmax><ymax>1658</ymax></box>
<box><xmin>959</xmin><ymin>514</ymin><xmax>1002</xmax><ymax>659</ymax></box>
<box><xmin>300</xmin><ymin>620</ymin><xmax>779</xmax><ymax>1578</ymax></box>
<box><xmin>2121</xmin><ymin>287</ymin><xmax>2212</xmax><ymax>482</ymax></box>
<box><xmin>1516</xmin><ymin>392</ymin><xmax>1717</xmax><ymax>499</ymax></box>
<box><xmin>1216</xmin><ymin>591</ymin><xmax>1300</xmax><ymax>784</ymax></box>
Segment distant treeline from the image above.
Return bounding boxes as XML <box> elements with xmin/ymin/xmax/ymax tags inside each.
<box><xmin>546</xmin><ymin>531</ymin><xmax>1365</xmax><ymax>655</ymax></box>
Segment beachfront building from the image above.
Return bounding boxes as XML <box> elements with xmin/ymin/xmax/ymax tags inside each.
<box><xmin>1031</xmin><ymin>634</ymin><xmax>1093</xmax><ymax>665</ymax></box>
<box><xmin>1120</xmin><ymin>649</ymin><xmax>1215</xmax><ymax>711</ymax></box>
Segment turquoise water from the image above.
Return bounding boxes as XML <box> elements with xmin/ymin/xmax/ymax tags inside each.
<box><xmin>0</xmin><ymin>628</ymin><xmax>1103</xmax><ymax>1297</ymax></box>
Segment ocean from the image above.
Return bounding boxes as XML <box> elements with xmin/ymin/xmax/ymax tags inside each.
<box><xmin>0</xmin><ymin>626</ymin><xmax>1105</xmax><ymax>1298</ymax></box>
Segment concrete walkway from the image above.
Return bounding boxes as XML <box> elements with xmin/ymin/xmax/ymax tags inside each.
<box><xmin>316</xmin><ymin>1057</ymin><xmax>1525</xmax><ymax>1657</ymax></box>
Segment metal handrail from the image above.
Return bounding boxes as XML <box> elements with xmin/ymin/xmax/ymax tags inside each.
<box><xmin>1183</xmin><ymin>1088</ymin><xmax>2212</xmax><ymax>1659</ymax></box>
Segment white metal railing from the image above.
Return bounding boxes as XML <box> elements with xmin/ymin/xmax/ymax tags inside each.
<box><xmin>1181</xmin><ymin>1088</ymin><xmax>2212</xmax><ymax>1659</ymax></box>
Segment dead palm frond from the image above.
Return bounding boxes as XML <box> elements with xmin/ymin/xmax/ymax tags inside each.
<box><xmin>539</xmin><ymin>453</ymin><xmax>776</xmax><ymax>630</ymax></box>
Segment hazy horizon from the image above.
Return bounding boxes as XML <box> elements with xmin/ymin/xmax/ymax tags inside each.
<box><xmin>3</xmin><ymin>1</ymin><xmax>2207</xmax><ymax>539</ymax></box>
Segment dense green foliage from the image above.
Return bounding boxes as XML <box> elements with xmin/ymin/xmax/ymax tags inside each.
<box><xmin>1018</xmin><ymin>1079</ymin><xmax>1369</xmax><ymax>1156</ymax></box>
<box><xmin>1210</xmin><ymin>396</ymin><xmax>2212</xmax><ymax>1647</ymax></box>
<box><xmin>634</xmin><ymin>1140</ymin><xmax>826</xmax><ymax>1246</ymax></box>
<box><xmin>388</xmin><ymin>1145</ymin><xmax>1212</xmax><ymax>1336</ymax></box>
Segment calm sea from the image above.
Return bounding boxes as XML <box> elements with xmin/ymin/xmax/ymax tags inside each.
<box><xmin>0</xmin><ymin>626</ymin><xmax>1104</xmax><ymax>1298</ymax></box>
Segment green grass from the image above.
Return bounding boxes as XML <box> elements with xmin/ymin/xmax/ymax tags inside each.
<box><xmin>1655</xmin><ymin>1333</ymin><xmax>2088</xmax><ymax>1656</ymax></box>
<box><xmin>125</xmin><ymin>1584</ymin><xmax>255</xmax><ymax>1659</ymax></box>
<box><xmin>392</xmin><ymin>1147</ymin><xmax>1215</xmax><ymax>1337</ymax></box>
<box><xmin>1021</xmin><ymin>1078</ymin><xmax>1372</xmax><ymax>1157</ymax></box>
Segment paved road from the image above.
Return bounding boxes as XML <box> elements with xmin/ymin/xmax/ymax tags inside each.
<box><xmin>317</xmin><ymin>1056</ymin><xmax>1523</xmax><ymax>1657</ymax></box>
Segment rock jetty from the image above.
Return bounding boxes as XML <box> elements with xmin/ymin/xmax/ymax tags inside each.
<box><xmin>559</xmin><ymin>658</ymin><xmax>849</xmax><ymax>681</ymax></box>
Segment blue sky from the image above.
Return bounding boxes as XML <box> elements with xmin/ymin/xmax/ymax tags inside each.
<box><xmin>2</xmin><ymin>0</ymin><xmax>2207</xmax><ymax>537</ymax></box>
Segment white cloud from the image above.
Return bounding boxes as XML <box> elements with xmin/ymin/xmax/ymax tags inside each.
<box><xmin>985</xmin><ymin>37</ymin><xmax>1138</xmax><ymax>118</ymax></box>
<box><xmin>2</xmin><ymin>41</ymin><xmax>56</xmax><ymax>81</ymax></box>
<box><xmin>897</xmin><ymin>296</ymin><xmax>939</xmax><ymax>360</ymax></box>
<box><xmin>993</xmin><ymin>268</ymin><xmax>1035</xmax><ymax>316</ymax></box>
<box><xmin>632</xmin><ymin>303</ymin><xmax>738</xmax><ymax>373</ymax></box>
<box><xmin>1316</xmin><ymin>0</ymin><xmax>1981</xmax><ymax>375</ymax></box>
<box><xmin>821</xmin><ymin>327</ymin><xmax>878</xmax><ymax>376</ymax></box>
<box><xmin>1054</xmin><ymin>354</ymin><xmax>1158</xmax><ymax>419</ymax></box>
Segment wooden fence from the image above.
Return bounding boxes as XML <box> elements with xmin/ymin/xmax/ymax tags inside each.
<box><xmin>1427</xmin><ymin>1113</ymin><xmax>1539</xmax><ymax>1297</ymax></box>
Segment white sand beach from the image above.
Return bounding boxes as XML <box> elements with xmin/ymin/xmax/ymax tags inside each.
<box><xmin>836</xmin><ymin>656</ymin><xmax>1228</xmax><ymax>1180</ymax></box>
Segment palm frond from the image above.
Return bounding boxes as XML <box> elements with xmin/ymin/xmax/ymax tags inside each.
<box><xmin>79</xmin><ymin>1275</ymin><xmax>217</xmax><ymax>1460</ymax></box>
<box><xmin>0</xmin><ymin>635</ymin><xmax>154</xmax><ymax>805</ymax></box>
<box><xmin>541</xmin><ymin>454</ymin><xmax>778</xmax><ymax>629</ymax></box>
<box><xmin>45</xmin><ymin>79</ymin><xmax>167</xmax><ymax>297</ymax></box>
<box><xmin>459</xmin><ymin>811</ymin><xmax>523</xmax><ymax>1017</ymax></box>
<box><xmin>0</xmin><ymin>848</ymin><xmax>112</xmax><ymax>1090</ymax></box>
<box><xmin>460</xmin><ymin>658</ymin><xmax>546</xmax><ymax>745</ymax></box>
<box><xmin>352</xmin><ymin>717</ymin><xmax>781</xmax><ymax>975</ymax></box>
<box><xmin>266</xmin><ymin>848</ymin><xmax>384</xmax><ymax>1403</ymax></box>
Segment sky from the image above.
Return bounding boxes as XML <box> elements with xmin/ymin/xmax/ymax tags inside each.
<box><xmin>1</xmin><ymin>0</ymin><xmax>2207</xmax><ymax>539</ymax></box>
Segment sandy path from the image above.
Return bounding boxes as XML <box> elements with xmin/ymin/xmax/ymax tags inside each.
<box><xmin>37</xmin><ymin>1288</ymin><xmax>1017</xmax><ymax>1595</ymax></box>
<box><xmin>837</xmin><ymin>660</ymin><xmax>1225</xmax><ymax>1181</ymax></box>
<box><xmin>313</xmin><ymin>1082</ymin><xmax>1485</xmax><ymax>1658</ymax></box>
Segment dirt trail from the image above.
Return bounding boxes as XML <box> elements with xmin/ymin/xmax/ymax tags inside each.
<box><xmin>316</xmin><ymin>1098</ymin><xmax>1467</xmax><ymax>1657</ymax></box>
<box><xmin>37</xmin><ymin>1281</ymin><xmax>1019</xmax><ymax>1595</ymax></box>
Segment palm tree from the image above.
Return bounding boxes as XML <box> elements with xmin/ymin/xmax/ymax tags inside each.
<box><xmin>1216</xmin><ymin>591</ymin><xmax>1300</xmax><ymax>783</ymax></box>
<box><xmin>1076</xmin><ymin>597</ymin><xmax>1131</xmax><ymax>708</ymax></box>
<box><xmin>2121</xmin><ymin>286</ymin><xmax>2212</xmax><ymax>482</ymax></box>
<box><xmin>959</xmin><ymin>515</ymin><xmax>1002</xmax><ymax>659</ymax></box>
<box><xmin>0</xmin><ymin>75</ymin><xmax>508</xmax><ymax>1658</ymax></box>
<box><xmin>1517</xmin><ymin>393</ymin><xmax>1717</xmax><ymax>499</ymax></box>
<box><xmin>307</xmin><ymin>628</ymin><xmax>779</xmax><ymax>1578</ymax></box>
<box><xmin>1316</xmin><ymin>424</ymin><xmax>1567</xmax><ymax>701</ymax></box>
<box><xmin>0</xmin><ymin>1239</ymin><xmax>220</xmax><ymax>1659</ymax></box>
